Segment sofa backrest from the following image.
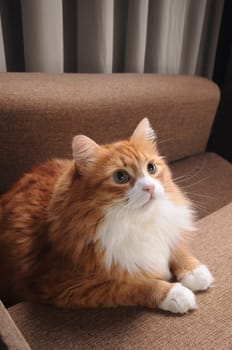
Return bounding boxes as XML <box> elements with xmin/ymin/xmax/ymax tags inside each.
<box><xmin>0</xmin><ymin>73</ymin><xmax>219</xmax><ymax>194</ymax></box>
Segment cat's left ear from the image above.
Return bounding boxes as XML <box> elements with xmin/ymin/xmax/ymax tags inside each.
<box><xmin>130</xmin><ymin>118</ymin><xmax>156</xmax><ymax>145</ymax></box>
<box><xmin>72</xmin><ymin>135</ymin><xmax>101</xmax><ymax>172</ymax></box>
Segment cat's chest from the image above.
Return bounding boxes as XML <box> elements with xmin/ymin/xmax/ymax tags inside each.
<box><xmin>96</xmin><ymin>199</ymin><xmax>194</xmax><ymax>278</ymax></box>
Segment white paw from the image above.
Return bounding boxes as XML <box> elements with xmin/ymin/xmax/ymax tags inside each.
<box><xmin>181</xmin><ymin>265</ymin><xmax>214</xmax><ymax>292</ymax></box>
<box><xmin>159</xmin><ymin>283</ymin><xmax>197</xmax><ymax>314</ymax></box>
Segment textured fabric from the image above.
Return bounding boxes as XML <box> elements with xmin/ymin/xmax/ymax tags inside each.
<box><xmin>7</xmin><ymin>203</ymin><xmax>232</xmax><ymax>350</ymax></box>
<box><xmin>0</xmin><ymin>301</ymin><xmax>30</xmax><ymax>350</ymax></box>
<box><xmin>0</xmin><ymin>73</ymin><xmax>219</xmax><ymax>194</ymax></box>
<box><xmin>170</xmin><ymin>152</ymin><xmax>232</xmax><ymax>219</ymax></box>
<box><xmin>0</xmin><ymin>1</ymin><xmax>224</xmax><ymax>76</ymax></box>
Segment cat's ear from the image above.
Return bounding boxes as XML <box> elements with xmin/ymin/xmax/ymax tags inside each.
<box><xmin>130</xmin><ymin>118</ymin><xmax>156</xmax><ymax>144</ymax></box>
<box><xmin>72</xmin><ymin>135</ymin><xmax>101</xmax><ymax>171</ymax></box>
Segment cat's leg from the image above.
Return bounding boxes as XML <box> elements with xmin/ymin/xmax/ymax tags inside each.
<box><xmin>51</xmin><ymin>277</ymin><xmax>196</xmax><ymax>314</ymax></box>
<box><xmin>170</xmin><ymin>244</ymin><xmax>214</xmax><ymax>292</ymax></box>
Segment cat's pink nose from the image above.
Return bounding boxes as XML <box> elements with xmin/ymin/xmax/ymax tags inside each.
<box><xmin>143</xmin><ymin>185</ymin><xmax>154</xmax><ymax>196</ymax></box>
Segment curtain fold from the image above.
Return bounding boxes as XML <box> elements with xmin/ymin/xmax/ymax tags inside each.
<box><xmin>0</xmin><ymin>14</ymin><xmax>6</xmax><ymax>72</ymax></box>
<box><xmin>125</xmin><ymin>0</ymin><xmax>149</xmax><ymax>73</ymax></box>
<box><xmin>196</xmin><ymin>0</ymin><xmax>225</xmax><ymax>78</ymax></box>
<box><xmin>180</xmin><ymin>0</ymin><xmax>208</xmax><ymax>75</ymax></box>
<box><xmin>21</xmin><ymin>0</ymin><xmax>63</xmax><ymax>72</ymax></box>
<box><xmin>77</xmin><ymin>0</ymin><xmax>114</xmax><ymax>73</ymax></box>
<box><xmin>145</xmin><ymin>0</ymin><xmax>188</xmax><ymax>74</ymax></box>
<box><xmin>0</xmin><ymin>0</ymin><xmax>224</xmax><ymax>77</ymax></box>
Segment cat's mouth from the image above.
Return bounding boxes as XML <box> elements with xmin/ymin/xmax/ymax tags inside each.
<box><xmin>142</xmin><ymin>195</ymin><xmax>155</xmax><ymax>208</ymax></box>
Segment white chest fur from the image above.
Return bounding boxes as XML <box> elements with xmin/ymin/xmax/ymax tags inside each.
<box><xmin>96</xmin><ymin>196</ymin><xmax>195</xmax><ymax>278</ymax></box>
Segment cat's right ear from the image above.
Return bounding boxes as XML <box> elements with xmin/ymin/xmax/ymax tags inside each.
<box><xmin>130</xmin><ymin>118</ymin><xmax>156</xmax><ymax>145</ymax></box>
<box><xmin>72</xmin><ymin>135</ymin><xmax>101</xmax><ymax>172</ymax></box>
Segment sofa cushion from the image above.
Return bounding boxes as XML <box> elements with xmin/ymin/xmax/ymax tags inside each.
<box><xmin>0</xmin><ymin>73</ymin><xmax>219</xmax><ymax>194</ymax></box>
<box><xmin>6</xmin><ymin>202</ymin><xmax>232</xmax><ymax>350</ymax></box>
<box><xmin>0</xmin><ymin>300</ymin><xmax>30</xmax><ymax>350</ymax></box>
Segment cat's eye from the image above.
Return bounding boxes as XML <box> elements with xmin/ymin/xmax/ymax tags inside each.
<box><xmin>113</xmin><ymin>170</ymin><xmax>130</xmax><ymax>184</ymax></box>
<box><xmin>147</xmin><ymin>163</ymin><xmax>157</xmax><ymax>174</ymax></box>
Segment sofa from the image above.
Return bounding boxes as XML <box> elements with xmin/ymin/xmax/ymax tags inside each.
<box><xmin>0</xmin><ymin>73</ymin><xmax>232</xmax><ymax>349</ymax></box>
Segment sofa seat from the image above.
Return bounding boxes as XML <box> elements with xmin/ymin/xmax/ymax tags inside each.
<box><xmin>3</xmin><ymin>202</ymin><xmax>232</xmax><ymax>350</ymax></box>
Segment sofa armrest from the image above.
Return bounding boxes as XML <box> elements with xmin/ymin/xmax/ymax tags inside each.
<box><xmin>0</xmin><ymin>301</ymin><xmax>30</xmax><ymax>350</ymax></box>
<box><xmin>0</xmin><ymin>73</ymin><xmax>219</xmax><ymax>193</ymax></box>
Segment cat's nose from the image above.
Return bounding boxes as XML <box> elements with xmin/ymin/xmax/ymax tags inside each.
<box><xmin>142</xmin><ymin>185</ymin><xmax>154</xmax><ymax>196</ymax></box>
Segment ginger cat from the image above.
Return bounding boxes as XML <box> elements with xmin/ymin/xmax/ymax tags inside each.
<box><xmin>0</xmin><ymin>119</ymin><xmax>214</xmax><ymax>313</ymax></box>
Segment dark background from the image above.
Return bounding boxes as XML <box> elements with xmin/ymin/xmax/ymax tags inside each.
<box><xmin>208</xmin><ymin>0</ymin><xmax>232</xmax><ymax>163</ymax></box>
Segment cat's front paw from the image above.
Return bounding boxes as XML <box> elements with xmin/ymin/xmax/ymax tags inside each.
<box><xmin>181</xmin><ymin>265</ymin><xmax>214</xmax><ymax>292</ymax></box>
<box><xmin>159</xmin><ymin>283</ymin><xmax>197</xmax><ymax>314</ymax></box>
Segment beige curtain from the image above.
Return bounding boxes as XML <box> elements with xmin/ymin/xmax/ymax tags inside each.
<box><xmin>0</xmin><ymin>0</ymin><xmax>224</xmax><ymax>78</ymax></box>
<box><xmin>21</xmin><ymin>0</ymin><xmax>63</xmax><ymax>72</ymax></box>
<box><xmin>0</xmin><ymin>13</ymin><xmax>6</xmax><ymax>72</ymax></box>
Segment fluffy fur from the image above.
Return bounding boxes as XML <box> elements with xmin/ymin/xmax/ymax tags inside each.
<box><xmin>0</xmin><ymin>118</ymin><xmax>213</xmax><ymax>312</ymax></box>
<box><xmin>97</xmin><ymin>193</ymin><xmax>194</xmax><ymax>277</ymax></box>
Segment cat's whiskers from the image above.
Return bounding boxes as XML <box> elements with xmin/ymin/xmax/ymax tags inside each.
<box><xmin>168</xmin><ymin>189</ymin><xmax>211</xmax><ymax>216</ymax></box>
<box><xmin>157</xmin><ymin>137</ymin><xmax>174</xmax><ymax>147</ymax></box>
<box><xmin>184</xmin><ymin>191</ymin><xmax>216</xmax><ymax>215</ymax></box>
<box><xmin>178</xmin><ymin>175</ymin><xmax>210</xmax><ymax>190</ymax></box>
<box><xmin>184</xmin><ymin>191</ymin><xmax>216</xmax><ymax>200</ymax></box>
<box><xmin>172</xmin><ymin>160</ymin><xmax>208</xmax><ymax>186</ymax></box>
<box><xmin>188</xmin><ymin>200</ymin><xmax>210</xmax><ymax>216</ymax></box>
<box><xmin>171</xmin><ymin>160</ymin><xmax>214</xmax><ymax>216</ymax></box>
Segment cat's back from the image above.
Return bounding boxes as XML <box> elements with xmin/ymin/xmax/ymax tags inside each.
<box><xmin>0</xmin><ymin>159</ymin><xmax>71</xmax><ymax>218</ymax></box>
<box><xmin>0</xmin><ymin>159</ymin><xmax>71</xmax><ymax>303</ymax></box>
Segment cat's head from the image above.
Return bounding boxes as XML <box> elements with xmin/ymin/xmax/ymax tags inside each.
<box><xmin>72</xmin><ymin>118</ymin><xmax>186</xmax><ymax>211</ymax></box>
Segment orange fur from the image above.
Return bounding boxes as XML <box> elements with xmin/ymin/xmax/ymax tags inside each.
<box><xmin>0</xmin><ymin>120</ymin><xmax>204</xmax><ymax>310</ymax></box>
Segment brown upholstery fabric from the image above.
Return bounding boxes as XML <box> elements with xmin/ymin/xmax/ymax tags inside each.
<box><xmin>0</xmin><ymin>301</ymin><xmax>30</xmax><ymax>350</ymax></box>
<box><xmin>7</xmin><ymin>203</ymin><xmax>232</xmax><ymax>350</ymax></box>
<box><xmin>0</xmin><ymin>73</ymin><xmax>219</xmax><ymax>194</ymax></box>
<box><xmin>170</xmin><ymin>152</ymin><xmax>232</xmax><ymax>219</ymax></box>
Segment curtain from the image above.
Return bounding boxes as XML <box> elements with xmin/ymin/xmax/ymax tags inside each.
<box><xmin>0</xmin><ymin>0</ymin><xmax>224</xmax><ymax>78</ymax></box>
